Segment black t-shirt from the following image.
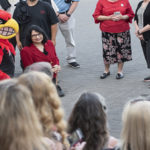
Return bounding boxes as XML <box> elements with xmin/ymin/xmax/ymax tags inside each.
<box><xmin>41</xmin><ymin>0</ymin><xmax>51</xmax><ymax>5</ymax></box>
<box><xmin>13</xmin><ymin>1</ymin><xmax>58</xmax><ymax>44</ymax></box>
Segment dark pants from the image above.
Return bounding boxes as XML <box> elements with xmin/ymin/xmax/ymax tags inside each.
<box><xmin>141</xmin><ymin>40</ymin><xmax>150</xmax><ymax>68</ymax></box>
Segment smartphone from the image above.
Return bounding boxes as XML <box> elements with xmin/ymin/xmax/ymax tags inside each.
<box><xmin>114</xmin><ymin>11</ymin><xmax>121</xmax><ymax>15</ymax></box>
<box><xmin>67</xmin><ymin>128</ymin><xmax>84</xmax><ymax>147</ymax></box>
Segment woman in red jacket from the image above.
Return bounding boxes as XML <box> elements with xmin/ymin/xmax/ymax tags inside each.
<box><xmin>93</xmin><ymin>0</ymin><xmax>134</xmax><ymax>79</ymax></box>
<box><xmin>21</xmin><ymin>25</ymin><xmax>64</xmax><ymax>97</ymax></box>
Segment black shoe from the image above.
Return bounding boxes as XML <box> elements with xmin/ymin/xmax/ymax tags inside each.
<box><xmin>100</xmin><ymin>72</ymin><xmax>110</xmax><ymax>79</ymax></box>
<box><xmin>116</xmin><ymin>73</ymin><xmax>124</xmax><ymax>79</ymax></box>
<box><xmin>144</xmin><ymin>76</ymin><xmax>150</xmax><ymax>82</ymax></box>
<box><xmin>56</xmin><ymin>85</ymin><xmax>65</xmax><ymax>97</ymax></box>
<box><xmin>68</xmin><ymin>62</ymin><xmax>80</xmax><ymax>68</ymax></box>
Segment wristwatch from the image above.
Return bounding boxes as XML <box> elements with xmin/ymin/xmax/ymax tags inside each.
<box><xmin>66</xmin><ymin>13</ymin><xmax>71</xmax><ymax>17</ymax></box>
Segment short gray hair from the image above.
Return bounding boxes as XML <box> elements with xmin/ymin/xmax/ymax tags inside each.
<box><xmin>24</xmin><ymin>62</ymin><xmax>52</xmax><ymax>77</ymax></box>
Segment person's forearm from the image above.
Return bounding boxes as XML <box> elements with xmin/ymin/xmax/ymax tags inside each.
<box><xmin>134</xmin><ymin>21</ymin><xmax>139</xmax><ymax>30</ymax></box>
<box><xmin>67</xmin><ymin>1</ymin><xmax>79</xmax><ymax>15</ymax></box>
<box><xmin>139</xmin><ymin>24</ymin><xmax>150</xmax><ymax>34</ymax></box>
<box><xmin>96</xmin><ymin>15</ymin><xmax>112</xmax><ymax>21</ymax></box>
<box><xmin>51</xmin><ymin>24</ymin><xmax>58</xmax><ymax>40</ymax></box>
<box><xmin>16</xmin><ymin>32</ymin><xmax>20</xmax><ymax>43</ymax></box>
<box><xmin>121</xmin><ymin>15</ymin><xmax>129</xmax><ymax>20</ymax></box>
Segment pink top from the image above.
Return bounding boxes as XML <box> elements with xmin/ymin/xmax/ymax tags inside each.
<box><xmin>92</xmin><ymin>0</ymin><xmax>135</xmax><ymax>33</ymax></box>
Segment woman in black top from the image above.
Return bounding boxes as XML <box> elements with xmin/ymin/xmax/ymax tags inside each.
<box><xmin>134</xmin><ymin>0</ymin><xmax>150</xmax><ymax>81</ymax></box>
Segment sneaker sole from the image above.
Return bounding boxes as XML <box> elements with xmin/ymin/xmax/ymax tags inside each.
<box><xmin>144</xmin><ymin>80</ymin><xmax>150</xmax><ymax>82</ymax></box>
<box><xmin>68</xmin><ymin>64</ymin><xmax>80</xmax><ymax>69</ymax></box>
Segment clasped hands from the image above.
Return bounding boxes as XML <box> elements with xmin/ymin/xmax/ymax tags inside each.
<box><xmin>58</xmin><ymin>14</ymin><xmax>70</xmax><ymax>23</ymax></box>
<box><xmin>52</xmin><ymin>65</ymin><xmax>61</xmax><ymax>73</ymax></box>
<box><xmin>135</xmin><ymin>29</ymin><xmax>144</xmax><ymax>41</ymax></box>
<box><xmin>110</xmin><ymin>14</ymin><xmax>125</xmax><ymax>21</ymax></box>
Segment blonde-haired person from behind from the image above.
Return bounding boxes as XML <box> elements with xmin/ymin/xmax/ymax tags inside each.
<box><xmin>17</xmin><ymin>71</ymin><xmax>68</xmax><ymax>150</ymax></box>
<box><xmin>0</xmin><ymin>79</ymin><xmax>50</xmax><ymax>150</ymax></box>
<box><xmin>118</xmin><ymin>96</ymin><xmax>150</xmax><ymax>150</ymax></box>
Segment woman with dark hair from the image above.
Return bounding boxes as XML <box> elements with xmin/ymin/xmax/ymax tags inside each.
<box><xmin>20</xmin><ymin>25</ymin><xmax>64</xmax><ymax>97</ymax></box>
<box><xmin>68</xmin><ymin>92</ymin><xmax>118</xmax><ymax>150</ymax></box>
<box><xmin>134</xmin><ymin>0</ymin><xmax>150</xmax><ymax>81</ymax></box>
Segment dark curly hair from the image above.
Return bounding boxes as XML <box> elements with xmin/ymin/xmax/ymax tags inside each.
<box><xmin>68</xmin><ymin>92</ymin><xmax>109</xmax><ymax>150</ymax></box>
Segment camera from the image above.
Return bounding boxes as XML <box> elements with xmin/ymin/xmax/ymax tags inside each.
<box><xmin>64</xmin><ymin>0</ymin><xmax>72</xmax><ymax>3</ymax></box>
<box><xmin>67</xmin><ymin>129</ymin><xmax>84</xmax><ymax>147</ymax></box>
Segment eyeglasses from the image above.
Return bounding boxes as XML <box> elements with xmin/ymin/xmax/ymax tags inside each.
<box><xmin>31</xmin><ymin>33</ymin><xmax>42</xmax><ymax>39</ymax></box>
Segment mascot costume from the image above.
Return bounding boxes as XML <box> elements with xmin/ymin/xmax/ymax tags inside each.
<box><xmin>0</xmin><ymin>9</ymin><xmax>19</xmax><ymax>79</ymax></box>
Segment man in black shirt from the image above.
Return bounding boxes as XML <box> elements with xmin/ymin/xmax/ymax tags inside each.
<box><xmin>13</xmin><ymin>0</ymin><xmax>58</xmax><ymax>50</ymax></box>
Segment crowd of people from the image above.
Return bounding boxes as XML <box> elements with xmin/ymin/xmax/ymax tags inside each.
<box><xmin>0</xmin><ymin>0</ymin><xmax>150</xmax><ymax>83</ymax></box>
<box><xmin>0</xmin><ymin>0</ymin><xmax>150</xmax><ymax>150</ymax></box>
<box><xmin>0</xmin><ymin>70</ymin><xmax>150</xmax><ymax>150</ymax></box>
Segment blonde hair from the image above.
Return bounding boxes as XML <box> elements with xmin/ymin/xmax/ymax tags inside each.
<box><xmin>0</xmin><ymin>79</ymin><xmax>48</xmax><ymax>150</ymax></box>
<box><xmin>18</xmin><ymin>71</ymin><xmax>67</xmax><ymax>144</ymax></box>
<box><xmin>121</xmin><ymin>97</ymin><xmax>150</xmax><ymax>150</ymax></box>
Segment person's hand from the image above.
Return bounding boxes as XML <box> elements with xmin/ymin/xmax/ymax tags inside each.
<box><xmin>71</xmin><ymin>142</ymin><xmax>86</xmax><ymax>150</ymax></box>
<box><xmin>112</xmin><ymin>14</ymin><xmax>123</xmax><ymax>21</ymax></box>
<box><xmin>52</xmin><ymin>65</ymin><xmax>61</xmax><ymax>73</ymax></box>
<box><xmin>135</xmin><ymin>28</ymin><xmax>139</xmax><ymax>37</ymax></box>
<box><xmin>138</xmin><ymin>34</ymin><xmax>144</xmax><ymax>40</ymax></box>
<box><xmin>58</xmin><ymin>14</ymin><xmax>70</xmax><ymax>23</ymax></box>
<box><xmin>135</xmin><ymin>29</ymin><xmax>144</xmax><ymax>40</ymax></box>
<box><xmin>51</xmin><ymin>40</ymin><xmax>56</xmax><ymax>46</ymax></box>
<box><xmin>17</xmin><ymin>41</ymin><xmax>23</xmax><ymax>51</ymax></box>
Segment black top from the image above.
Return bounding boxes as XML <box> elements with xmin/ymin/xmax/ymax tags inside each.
<box><xmin>134</xmin><ymin>1</ymin><xmax>150</xmax><ymax>40</ymax></box>
<box><xmin>0</xmin><ymin>0</ymin><xmax>11</xmax><ymax>10</ymax></box>
<box><xmin>0</xmin><ymin>49</ymin><xmax>15</xmax><ymax>77</ymax></box>
<box><xmin>41</xmin><ymin>0</ymin><xmax>51</xmax><ymax>5</ymax></box>
<box><xmin>13</xmin><ymin>1</ymin><xmax>58</xmax><ymax>45</ymax></box>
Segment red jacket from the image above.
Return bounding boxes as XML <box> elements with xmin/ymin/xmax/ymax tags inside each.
<box><xmin>92</xmin><ymin>0</ymin><xmax>135</xmax><ymax>33</ymax></box>
<box><xmin>21</xmin><ymin>40</ymin><xmax>59</xmax><ymax>78</ymax></box>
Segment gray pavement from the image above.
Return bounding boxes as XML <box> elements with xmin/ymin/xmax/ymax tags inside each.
<box><xmin>15</xmin><ymin>0</ymin><xmax>150</xmax><ymax>138</ymax></box>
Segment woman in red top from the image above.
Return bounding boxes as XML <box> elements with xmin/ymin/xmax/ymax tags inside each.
<box><xmin>21</xmin><ymin>25</ymin><xmax>64</xmax><ymax>97</ymax></box>
<box><xmin>93</xmin><ymin>0</ymin><xmax>134</xmax><ymax>79</ymax></box>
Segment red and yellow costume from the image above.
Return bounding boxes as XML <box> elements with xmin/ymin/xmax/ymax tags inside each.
<box><xmin>0</xmin><ymin>9</ymin><xmax>19</xmax><ymax>79</ymax></box>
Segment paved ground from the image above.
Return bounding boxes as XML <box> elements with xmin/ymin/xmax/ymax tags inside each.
<box><xmin>15</xmin><ymin>0</ymin><xmax>150</xmax><ymax>138</ymax></box>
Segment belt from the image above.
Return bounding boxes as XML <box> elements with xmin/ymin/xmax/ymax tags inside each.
<box><xmin>59</xmin><ymin>10</ymin><xmax>69</xmax><ymax>14</ymax></box>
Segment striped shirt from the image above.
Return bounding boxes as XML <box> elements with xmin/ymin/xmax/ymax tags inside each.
<box><xmin>54</xmin><ymin>0</ymin><xmax>79</xmax><ymax>13</ymax></box>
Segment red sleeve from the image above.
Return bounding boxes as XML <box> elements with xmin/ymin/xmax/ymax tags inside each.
<box><xmin>20</xmin><ymin>47</ymin><xmax>34</xmax><ymax>69</ymax></box>
<box><xmin>126</xmin><ymin>0</ymin><xmax>135</xmax><ymax>23</ymax></box>
<box><xmin>92</xmin><ymin>0</ymin><xmax>103</xmax><ymax>24</ymax></box>
<box><xmin>45</xmin><ymin>40</ymin><xmax>59</xmax><ymax>67</ymax></box>
<box><xmin>45</xmin><ymin>40</ymin><xmax>60</xmax><ymax>78</ymax></box>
